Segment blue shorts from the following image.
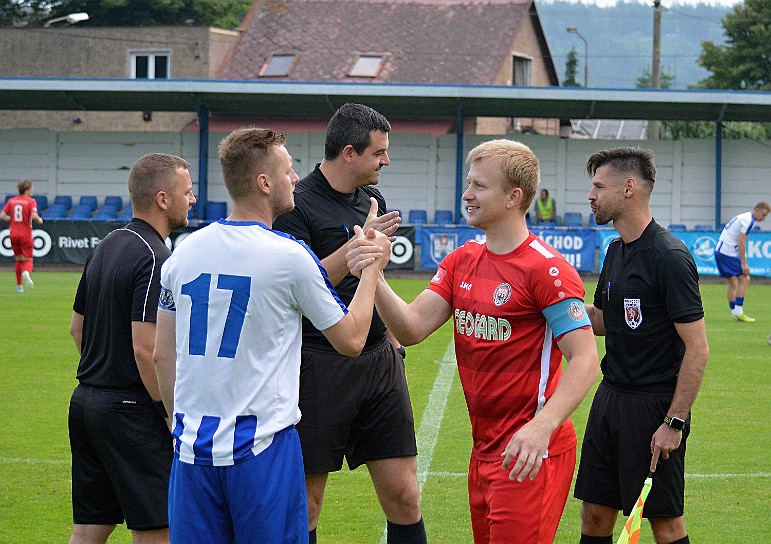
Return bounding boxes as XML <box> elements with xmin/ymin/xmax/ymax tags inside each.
<box><xmin>714</xmin><ymin>251</ymin><xmax>742</xmax><ymax>278</ymax></box>
<box><xmin>168</xmin><ymin>426</ymin><xmax>308</xmax><ymax>544</ymax></box>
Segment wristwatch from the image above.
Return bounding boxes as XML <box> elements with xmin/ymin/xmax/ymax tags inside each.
<box><xmin>664</xmin><ymin>415</ymin><xmax>685</xmax><ymax>431</ymax></box>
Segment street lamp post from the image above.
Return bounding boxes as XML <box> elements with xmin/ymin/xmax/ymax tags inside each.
<box><xmin>44</xmin><ymin>12</ymin><xmax>89</xmax><ymax>28</ymax></box>
<box><xmin>567</xmin><ymin>27</ymin><xmax>588</xmax><ymax>88</ymax></box>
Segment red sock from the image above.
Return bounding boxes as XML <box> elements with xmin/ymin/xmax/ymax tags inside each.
<box><xmin>15</xmin><ymin>261</ymin><xmax>23</xmax><ymax>286</ymax></box>
<box><xmin>23</xmin><ymin>260</ymin><xmax>33</xmax><ymax>274</ymax></box>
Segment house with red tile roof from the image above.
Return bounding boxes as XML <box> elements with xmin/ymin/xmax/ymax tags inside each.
<box><xmin>215</xmin><ymin>0</ymin><xmax>561</xmax><ymax>135</ymax></box>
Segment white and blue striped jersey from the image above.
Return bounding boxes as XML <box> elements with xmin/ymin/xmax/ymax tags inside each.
<box><xmin>158</xmin><ymin>220</ymin><xmax>347</xmax><ymax>466</ymax></box>
<box><xmin>716</xmin><ymin>211</ymin><xmax>754</xmax><ymax>258</ymax></box>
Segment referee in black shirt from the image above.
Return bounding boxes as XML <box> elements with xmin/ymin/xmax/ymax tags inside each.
<box><xmin>575</xmin><ymin>147</ymin><xmax>709</xmax><ymax>544</ymax></box>
<box><xmin>68</xmin><ymin>153</ymin><xmax>196</xmax><ymax>544</ymax></box>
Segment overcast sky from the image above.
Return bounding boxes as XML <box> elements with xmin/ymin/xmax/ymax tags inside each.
<box><xmin>539</xmin><ymin>0</ymin><xmax>741</xmax><ymax>6</ymax></box>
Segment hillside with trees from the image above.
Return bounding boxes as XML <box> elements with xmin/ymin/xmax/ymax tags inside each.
<box><xmin>538</xmin><ymin>0</ymin><xmax>733</xmax><ymax>89</ymax></box>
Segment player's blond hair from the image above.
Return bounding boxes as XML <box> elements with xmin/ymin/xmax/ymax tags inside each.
<box><xmin>219</xmin><ymin>128</ymin><xmax>286</xmax><ymax>201</ymax></box>
<box><xmin>754</xmin><ymin>201</ymin><xmax>770</xmax><ymax>213</ymax></box>
<box><xmin>465</xmin><ymin>139</ymin><xmax>540</xmax><ymax>212</ymax></box>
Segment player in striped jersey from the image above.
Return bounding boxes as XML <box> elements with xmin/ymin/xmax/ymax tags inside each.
<box><xmin>153</xmin><ymin>128</ymin><xmax>390</xmax><ymax>543</ymax></box>
<box><xmin>349</xmin><ymin>139</ymin><xmax>599</xmax><ymax>544</ymax></box>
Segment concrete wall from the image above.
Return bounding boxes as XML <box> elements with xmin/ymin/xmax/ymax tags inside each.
<box><xmin>1</xmin><ymin>128</ymin><xmax>768</xmax><ymax>228</ymax></box>
<box><xmin>0</xmin><ymin>27</ymin><xmax>240</xmax><ymax>132</ymax></box>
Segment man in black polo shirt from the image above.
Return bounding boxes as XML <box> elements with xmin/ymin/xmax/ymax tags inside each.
<box><xmin>574</xmin><ymin>147</ymin><xmax>709</xmax><ymax>544</ymax></box>
<box><xmin>68</xmin><ymin>153</ymin><xmax>196</xmax><ymax>544</ymax></box>
<box><xmin>274</xmin><ymin>104</ymin><xmax>426</xmax><ymax>544</ymax></box>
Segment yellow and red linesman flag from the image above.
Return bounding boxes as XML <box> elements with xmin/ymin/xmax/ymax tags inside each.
<box><xmin>616</xmin><ymin>472</ymin><xmax>653</xmax><ymax>544</ymax></box>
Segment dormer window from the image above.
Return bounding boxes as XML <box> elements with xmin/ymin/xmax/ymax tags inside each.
<box><xmin>511</xmin><ymin>55</ymin><xmax>532</xmax><ymax>86</ymax></box>
<box><xmin>349</xmin><ymin>55</ymin><xmax>385</xmax><ymax>78</ymax></box>
<box><xmin>259</xmin><ymin>54</ymin><xmax>296</xmax><ymax>77</ymax></box>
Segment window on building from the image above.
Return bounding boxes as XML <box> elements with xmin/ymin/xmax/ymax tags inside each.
<box><xmin>349</xmin><ymin>55</ymin><xmax>385</xmax><ymax>78</ymax></box>
<box><xmin>130</xmin><ymin>51</ymin><xmax>170</xmax><ymax>79</ymax></box>
<box><xmin>259</xmin><ymin>54</ymin><xmax>296</xmax><ymax>77</ymax></box>
<box><xmin>511</xmin><ymin>55</ymin><xmax>532</xmax><ymax>86</ymax></box>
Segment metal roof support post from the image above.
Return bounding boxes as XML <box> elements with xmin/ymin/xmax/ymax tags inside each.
<box><xmin>455</xmin><ymin>100</ymin><xmax>465</xmax><ymax>224</ymax></box>
<box><xmin>715</xmin><ymin>120</ymin><xmax>723</xmax><ymax>229</ymax></box>
<box><xmin>196</xmin><ymin>100</ymin><xmax>210</xmax><ymax>220</ymax></box>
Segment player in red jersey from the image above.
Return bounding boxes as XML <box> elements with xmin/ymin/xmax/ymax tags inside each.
<box><xmin>346</xmin><ymin>139</ymin><xmax>599</xmax><ymax>544</ymax></box>
<box><xmin>1</xmin><ymin>179</ymin><xmax>43</xmax><ymax>292</ymax></box>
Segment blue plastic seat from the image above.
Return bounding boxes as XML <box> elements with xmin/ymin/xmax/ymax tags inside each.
<box><xmin>4</xmin><ymin>194</ymin><xmax>12</xmax><ymax>204</ymax></box>
<box><xmin>117</xmin><ymin>204</ymin><xmax>133</xmax><ymax>221</ymax></box>
<box><xmin>433</xmin><ymin>209</ymin><xmax>453</xmax><ymax>224</ymax></box>
<box><xmin>407</xmin><ymin>209</ymin><xmax>428</xmax><ymax>225</ymax></box>
<box><xmin>92</xmin><ymin>205</ymin><xmax>118</xmax><ymax>220</ymax></box>
<box><xmin>54</xmin><ymin>195</ymin><xmax>73</xmax><ymax>210</ymax></box>
<box><xmin>751</xmin><ymin>225</ymin><xmax>761</xmax><ymax>232</ymax></box>
<box><xmin>563</xmin><ymin>212</ymin><xmax>583</xmax><ymax>227</ymax></box>
<box><xmin>69</xmin><ymin>204</ymin><xmax>94</xmax><ymax>220</ymax></box>
<box><xmin>588</xmin><ymin>213</ymin><xmax>597</xmax><ymax>227</ymax></box>
<box><xmin>536</xmin><ymin>221</ymin><xmax>557</xmax><ymax>228</ymax></box>
<box><xmin>43</xmin><ymin>203</ymin><xmax>68</xmax><ymax>219</ymax></box>
<box><xmin>79</xmin><ymin>195</ymin><xmax>98</xmax><ymax>211</ymax></box>
<box><xmin>104</xmin><ymin>196</ymin><xmax>124</xmax><ymax>211</ymax></box>
<box><xmin>204</xmin><ymin>201</ymin><xmax>228</xmax><ymax>221</ymax></box>
<box><xmin>692</xmin><ymin>224</ymin><xmax>712</xmax><ymax>232</ymax></box>
<box><xmin>33</xmin><ymin>195</ymin><xmax>48</xmax><ymax>211</ymax></box>
<box><xmin>668</xmin><ymin>224</ymin><xmax>687</xmax><ymax>232</ymax></box>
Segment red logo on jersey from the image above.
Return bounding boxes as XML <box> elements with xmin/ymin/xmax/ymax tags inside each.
<box><xmin>492</xmin><ymin>282</ymin><xmax>512</xmax><ymax>306</ymax></box>
<box><xmin>624</xmin><ymin>298</ymin><xmax>643</xmax><ymax>329</ymax></box>
<box><xmin>568</xmin><ymin>301</ymin><xmax>585</xmax><ymax>321</ymax></box>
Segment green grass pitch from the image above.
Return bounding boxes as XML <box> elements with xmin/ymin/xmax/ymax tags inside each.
<box><xmin>0</xmin><ymin>271</ymin><xmax>769</xmax><ymax>543</ymax></box>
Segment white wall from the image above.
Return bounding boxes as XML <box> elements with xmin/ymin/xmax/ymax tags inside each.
<box><xmin>2</xmin><ymin>128</ymin><xmax>768</xmax><ymax>228</ymax></box>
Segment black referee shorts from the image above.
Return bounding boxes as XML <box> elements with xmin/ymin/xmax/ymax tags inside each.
<box><xmin>297</xmin><ymin>339</ymin><xmax>417</xmax><ymax>472</ymax></box>
<box><xmin>574</xmin><ymin>380</ymin><xmax>689</xmax><ymax>518</ymax></box>
<box><xmin>68</xmin><ymin>384</ymin><xmax>173</xmax><ymax>530</ymax></box>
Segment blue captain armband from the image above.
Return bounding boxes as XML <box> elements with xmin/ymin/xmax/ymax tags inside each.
<box><xmin>542</xmin><ymin>298</ymin><xmax>591</xmax><ymax>338</ymax></box>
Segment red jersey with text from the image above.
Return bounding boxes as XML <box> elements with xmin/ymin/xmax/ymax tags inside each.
<box><xmin>428</xmin><ymin>234</ymin><xmax>588</xmax><ymax>461</ymax></box>
<box><xmin>2</xmin><ymin>195</ymin><xmax>36</xmax><ymax>240</ymax></box>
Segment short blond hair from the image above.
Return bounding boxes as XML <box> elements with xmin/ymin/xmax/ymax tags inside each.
<box><xmin>466</xmin><ymin>139</ymin><xmax>540</xmax><ymax>212</ymax></box>
<box><xmin>754</xmin><ymin>201</ymin><xmax>770</xmax><ymax>213</ymax></box>
<box><xmin>218</xmin><ymin>128</ymin><xmax>286</xmax><ymax>201</ymax></box>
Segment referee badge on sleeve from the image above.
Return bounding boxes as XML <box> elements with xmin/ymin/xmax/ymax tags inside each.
<box><xmin>624</xmin><ymin>298</ymin><xmax>642</xmax><ymax>329</ymax></box>
<box><xmin>159</xmin><ymin>287</ymin><xmax>176</xmax><ymax>311</ymax></box>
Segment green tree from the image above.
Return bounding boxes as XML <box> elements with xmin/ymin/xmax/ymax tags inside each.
<box><xmin>37</xmin><ymin>0</ymin><xmax>251</xmax><ymax>28</ymax></box>
<box><xmin>697</xmin><ymin>0</ymin><xmax>771</xmax><ymax>91</ymax></box>
<box><xmin>563</xmin><ymin>46</ymin><xmax>580</xmax><ymax>87</ymax></box>
<box><xmin>635</xmin><ymin>66</ymin><xmax>675</xmax><ymax>89</ymax></box>
<box><xmin>0</xmin><ymin>0</ymin><xmax>61</xmax><ymax>26</ymax></box>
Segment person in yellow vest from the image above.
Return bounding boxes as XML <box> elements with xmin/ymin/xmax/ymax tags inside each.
<box><xmin>535</xmin><ymin>188</ymin><xmax>556</xmax><ymax>223</ymax></box>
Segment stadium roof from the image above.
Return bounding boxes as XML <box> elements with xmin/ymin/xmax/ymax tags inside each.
<box><xmin>1</xmin><ymin>78</ymin><xmax>770</xmax><ymax>123</ymax></box>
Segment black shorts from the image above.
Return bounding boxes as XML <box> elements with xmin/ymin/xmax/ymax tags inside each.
<box><xmin>574</xmin><ymin>381</ymin><xmax>689</xmax><ymax>518</ymax></box>
<box><xmin>297</xmin><ymin>339</ymin><xmax>417</xmax><ymax>472</ymax></box>
<box><xmin>68</xmin><ymin>384</ymin><xmax>173</xmax><ymax>530</ymax></box>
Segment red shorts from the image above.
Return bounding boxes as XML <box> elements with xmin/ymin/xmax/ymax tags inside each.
<box><xmin>10</xmin><ymin>235</ymin><xmax>33</xmax><ymax>259</ymax></box>
<box><xmin>468</xmin><ymin>447</ymin><xmax>576</xmax><ymax>544</ymax></box>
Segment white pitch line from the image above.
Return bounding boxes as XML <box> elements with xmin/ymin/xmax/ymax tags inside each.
<box><xmin>379</xmin><ymin>341</ymin><xmax>457</xmax><ymax>544</ymax></box>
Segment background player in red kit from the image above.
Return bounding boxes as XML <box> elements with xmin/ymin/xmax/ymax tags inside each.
<box><xmin>1</xmin><ymin>179</ymin><xmax>43</xmax><ymax>292</ymax></box>
<box><xmin>347</xmin><ymin>139</ymin><xmax>599</xmax><ymax>544</ymax></box>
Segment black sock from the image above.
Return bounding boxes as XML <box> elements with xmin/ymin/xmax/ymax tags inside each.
<box><xmin>309</xmin><ymin>528</ymin><xmax>317</xmax><ymax>544</ymax></box>
<box><xmin>386</xmin><ymin>518</ymin><xmax>427</xmax><ymax>544</ymax></box>
<box><xmin>579</xmin><ymin>535</ymin><xmax>613</xmax><ymax>544</ymax></box>
<box><xmin>666</xmin><ymin>537</ymin><xmax>690</xmax><ymax>544</ymax></box>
